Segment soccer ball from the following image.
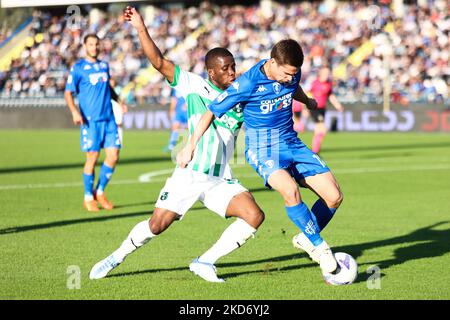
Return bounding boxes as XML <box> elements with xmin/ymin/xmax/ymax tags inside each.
<box><xmin>322</xmin><ymin>252</ymin><xmax>358</xmax><ymax>285</ymax></box>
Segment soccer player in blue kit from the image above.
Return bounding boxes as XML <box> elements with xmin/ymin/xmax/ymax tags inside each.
<box><xmin>64</xmin><ymin>34</ymin><xmax>122</xmax><ymax>212</ymax></box>
<box><xmin>178</xmin><ymin>39</ymin><xmax>344</xmax><ymax>274</ymax></box>
<box><xmin>164</xmin><ymin>88</ymin><xmax>187</xmax><ymax>152</ymax></box>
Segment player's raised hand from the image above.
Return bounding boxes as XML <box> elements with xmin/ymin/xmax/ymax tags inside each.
<box><xmin>176</xmin><ymin>146</ymin><xmax>194</xmax><ymax>168</ymax></box>
<box><xmin>72</xmin><ymin>110</ymin><xmax>84</xmax><ymax>125</ymax></box>
<box><xmin>124</xmin><ymin>6</ymin><xmax>145</xmax><ymax>30</ymax></box>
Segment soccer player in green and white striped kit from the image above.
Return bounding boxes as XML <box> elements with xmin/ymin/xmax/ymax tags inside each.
<box><xmin>89</xmin><ymin>7</ymin><xmax>265</xmax><ymax>283</ymax></box>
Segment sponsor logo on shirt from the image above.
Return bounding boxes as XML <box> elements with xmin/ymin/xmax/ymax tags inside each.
<box><xmin>89</xmin><ymin>72</ymin><xmax>108</xmax><ymax>85</ymax></box>
<box><xmin>232</xmin><ymin>82</ymin><xmax>240</xmax><ymax>92</ymax></box>
<box><xmin>260</xmin><ymin>93</ymin><xmax>293</xmax><ymax>114</ymax></box>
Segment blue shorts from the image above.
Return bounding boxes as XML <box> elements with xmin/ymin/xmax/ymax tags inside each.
<box><xmin>80</xmin><ymin>118</ymin><xmax>121</xmax><ymax>152</ymax></box>
<box><xmin>245</xmin><ymin>138</ymin><xmax>330</xmax><ymax>188</ymax></box>
<box><xmin>173</xmin><ymin>111</ymin><xmax>187</xmax><ymax>125</ymax></box>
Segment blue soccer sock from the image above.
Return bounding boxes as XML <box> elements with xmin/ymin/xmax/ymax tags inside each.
<box><xmin>83</xmin><ymin>172</ymin><xmax>95</xmax><ymax>199</ymax></box>
<box><xmin>168</xmin><ymin>130</ymin><xmax>179</xmax><ymax>149</ymax></box>
<box><xmin>311</xmin><ymin>199</ymin><xmax>337</xmax><ymax>232</ymax></box>
<box><xmin>96</xmin><ymin>164</ymin><xmax>115</xmax><ymax>194</ymax></box>
<box><xmin>285</xmin><ymin>202</ymin><xmax>323</xmax><ymax>246</ymax></box>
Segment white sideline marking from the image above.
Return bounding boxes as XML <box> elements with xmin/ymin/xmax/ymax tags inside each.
<box><xmin>138</xmin><ymin>169</ymin><xmax>174</xmax><ymax>182</ymax></box>
<box><xmin>0</xmin><ymin>164</ymin><xmax>449</xmax><ymax>191</ymax></box>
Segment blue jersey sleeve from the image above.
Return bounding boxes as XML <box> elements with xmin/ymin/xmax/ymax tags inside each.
<box><xmin>208</xmin><ymin>75</ymin><xmax>254</xmax><ymax>118</ymax></box>
<box><xmin>65</xmin><ymin>65</ymin><xmax>80</xmax><ymax>94</ymax></box>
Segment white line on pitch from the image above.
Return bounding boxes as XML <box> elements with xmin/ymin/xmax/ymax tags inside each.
<box><xmin>0</xmin><ymin>164</ymin><xmax>449</xmax><ymax>191</ymax></box>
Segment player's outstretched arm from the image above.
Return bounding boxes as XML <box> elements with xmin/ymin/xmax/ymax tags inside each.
<box><xmin>294</xmin><ymin>85</ymin><xmax>317</xmax><ymax>111</ymax></box>
<box><xmin>329</xmin><ymin>94</ymin><xmax>344</xmax><ymax>112</ymax></box>
<box><xmin>177</xmin><ymin>110</ymin><xmax>215</xmax><ymax>168</ymax></box>
<box><xmin>124</xmin><ymin>6</ymin><xmax>175</xmax><ymax>83</ymax></box>
<box><xmin>64</xmin><ymin>90</ymin><xmax>84</xmax><ymax>125</ymax></box>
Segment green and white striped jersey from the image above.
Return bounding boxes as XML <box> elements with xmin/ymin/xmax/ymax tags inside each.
<box><xmin>170</xmin><ymin>65</ymin><xmax>243</xmax><ymax>179</ymax></box>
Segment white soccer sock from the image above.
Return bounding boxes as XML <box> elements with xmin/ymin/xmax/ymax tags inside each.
<box><xmin>118</xmin><ymin>127</ymin><xmax>123</xmax><ymax>146</ymax></box>
<box><xmin>198</xmin><ymin>218</ymin><xmax>256</xmax><ymax>265</ymax></box>
<box><xmin>112</xmin><ymin>219</ymin><xmax>155</xmax><ymax>263</ymax></box>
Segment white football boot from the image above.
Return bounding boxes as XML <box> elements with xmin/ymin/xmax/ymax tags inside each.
<box><xmin>292</xmin><ymin>233</ymin><xmax>320</xmax><ymax>263</ymax></box>
<box><xmin>89</xmin><ymin>254</ymin><xmax>122</xmax><ymax>280</ymax></box>
<box><xmin>293</xmin><ymin>233</ymin><xmax>337</xmax><ymax>273</ymax></box>
<box><xmin>189</xmin><ymin>258</ymin><xmax>225</xmax><ymax>283</ymax></box>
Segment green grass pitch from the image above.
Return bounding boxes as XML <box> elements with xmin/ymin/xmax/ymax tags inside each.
<box><xmin>0</xmin><ymin>129</ymin><xmax>449</xmax><ymax>300</ymax></box>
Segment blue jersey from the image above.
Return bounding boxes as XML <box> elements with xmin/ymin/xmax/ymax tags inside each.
<box><xmin>171</xmin><ymin>89</ymin><xmax>187</xmax><ymax>114</ymax></box>
<box><xmin>65</xmin><ymin>59</ymin><xmax>114</xmax><ymax>122</ymax></box>
<box><xmin>208</xmin><ymin>59</ymin><xmax>329</xmax><ymax>186</ymax></box>
<box><xmin>208</xmin><ymin>59</ymin><xmax>301</xmax><ymax>150</ymax></box>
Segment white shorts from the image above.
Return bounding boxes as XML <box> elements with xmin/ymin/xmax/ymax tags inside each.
<box><xmin>155</xmin><ymin>168</ymin><xmax>248</xmax><ymax>218</ymax></box>
<box><xmin>111</xmin><ymin>99</ymin><xmax>123</xmax><ymax>125</ymax></box>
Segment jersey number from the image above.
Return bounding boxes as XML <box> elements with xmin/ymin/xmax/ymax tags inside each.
<box><xmin>312</xmin><ymin>154</ymin><xmax>326</xmax><ymax>168</ymax></box>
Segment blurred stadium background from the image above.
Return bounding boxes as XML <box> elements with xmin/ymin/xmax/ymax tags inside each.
<box><xmin>0</xmin><ymin>0</ymin><xmax>448</xmax><ymax>130</ymax></box>
<box><xmin>0</xmin><ymin>0</ymin><xmax>449</xmax><ymax>301</ymax></box>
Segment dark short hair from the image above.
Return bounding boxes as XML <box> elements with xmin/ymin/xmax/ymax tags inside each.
<box><xmin>83</xmin><ymin>33</ymin><xmax>100</xmax><ymax>44</ymax></box>
<box><xmin>271</xmin><ymin>39</ymin><xmax>304</xmax><ymax>68</ymax></box>
<box><xmin>205</xmin><ymin>47</ymin><xmax>234</xmax><ymax>69</ymax></box>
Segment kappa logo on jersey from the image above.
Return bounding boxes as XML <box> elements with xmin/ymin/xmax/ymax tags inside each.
<box><xmin>232</xmin><ymin>82</ymin><xmax>240</xmax><ymax>92</ymax></box>
<box><xmin>273</xmin><ymin>82</ymin><xmax>281</xmax><ymax>94</ymax></box>
<box><xmin>256</xmin><ymin>85</ymin><xmax>267</xmax><ymax>93</ymax></box>
<box><xmin>89</xmin><ymin>72</ymin><xmax>108</xmax><ymax>85</ymax></box>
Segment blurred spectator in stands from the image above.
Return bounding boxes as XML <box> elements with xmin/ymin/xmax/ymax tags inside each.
<box><xmin>0</xmin><ymin>1</ymin><xmax>447</xmax><ymax>105</ymax></box>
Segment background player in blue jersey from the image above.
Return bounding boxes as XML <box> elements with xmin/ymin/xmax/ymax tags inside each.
<box><xmin>164</xmin><ymin>88</ymin><xmax>187</xmax><ymax>152</ymax></box>
<box><xmin>64</xmin><ymin>33</ymin><xmax>124</xmax><ymax>212</ymax></box>
<box><xmin>178</xmin><ymin>39</ymin><xmax>344</xmax><ymax>274</ymax></box>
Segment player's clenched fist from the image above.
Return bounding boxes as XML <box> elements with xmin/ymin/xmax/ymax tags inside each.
<box><xmin>176</xmin><ymin>146</ymin><xmax>194</xmax><ymax>168</ymax></box>
<box><xmin>124</xmin><ymin>6</ymin><xmax>145</xmax><ymax>31</ymax></box>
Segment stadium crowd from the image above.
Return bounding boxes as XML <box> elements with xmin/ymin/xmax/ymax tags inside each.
<box><xmin>0</xmin><ymin>0</ymin><xmax>448</xmax><ymax>105</ymax></box>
